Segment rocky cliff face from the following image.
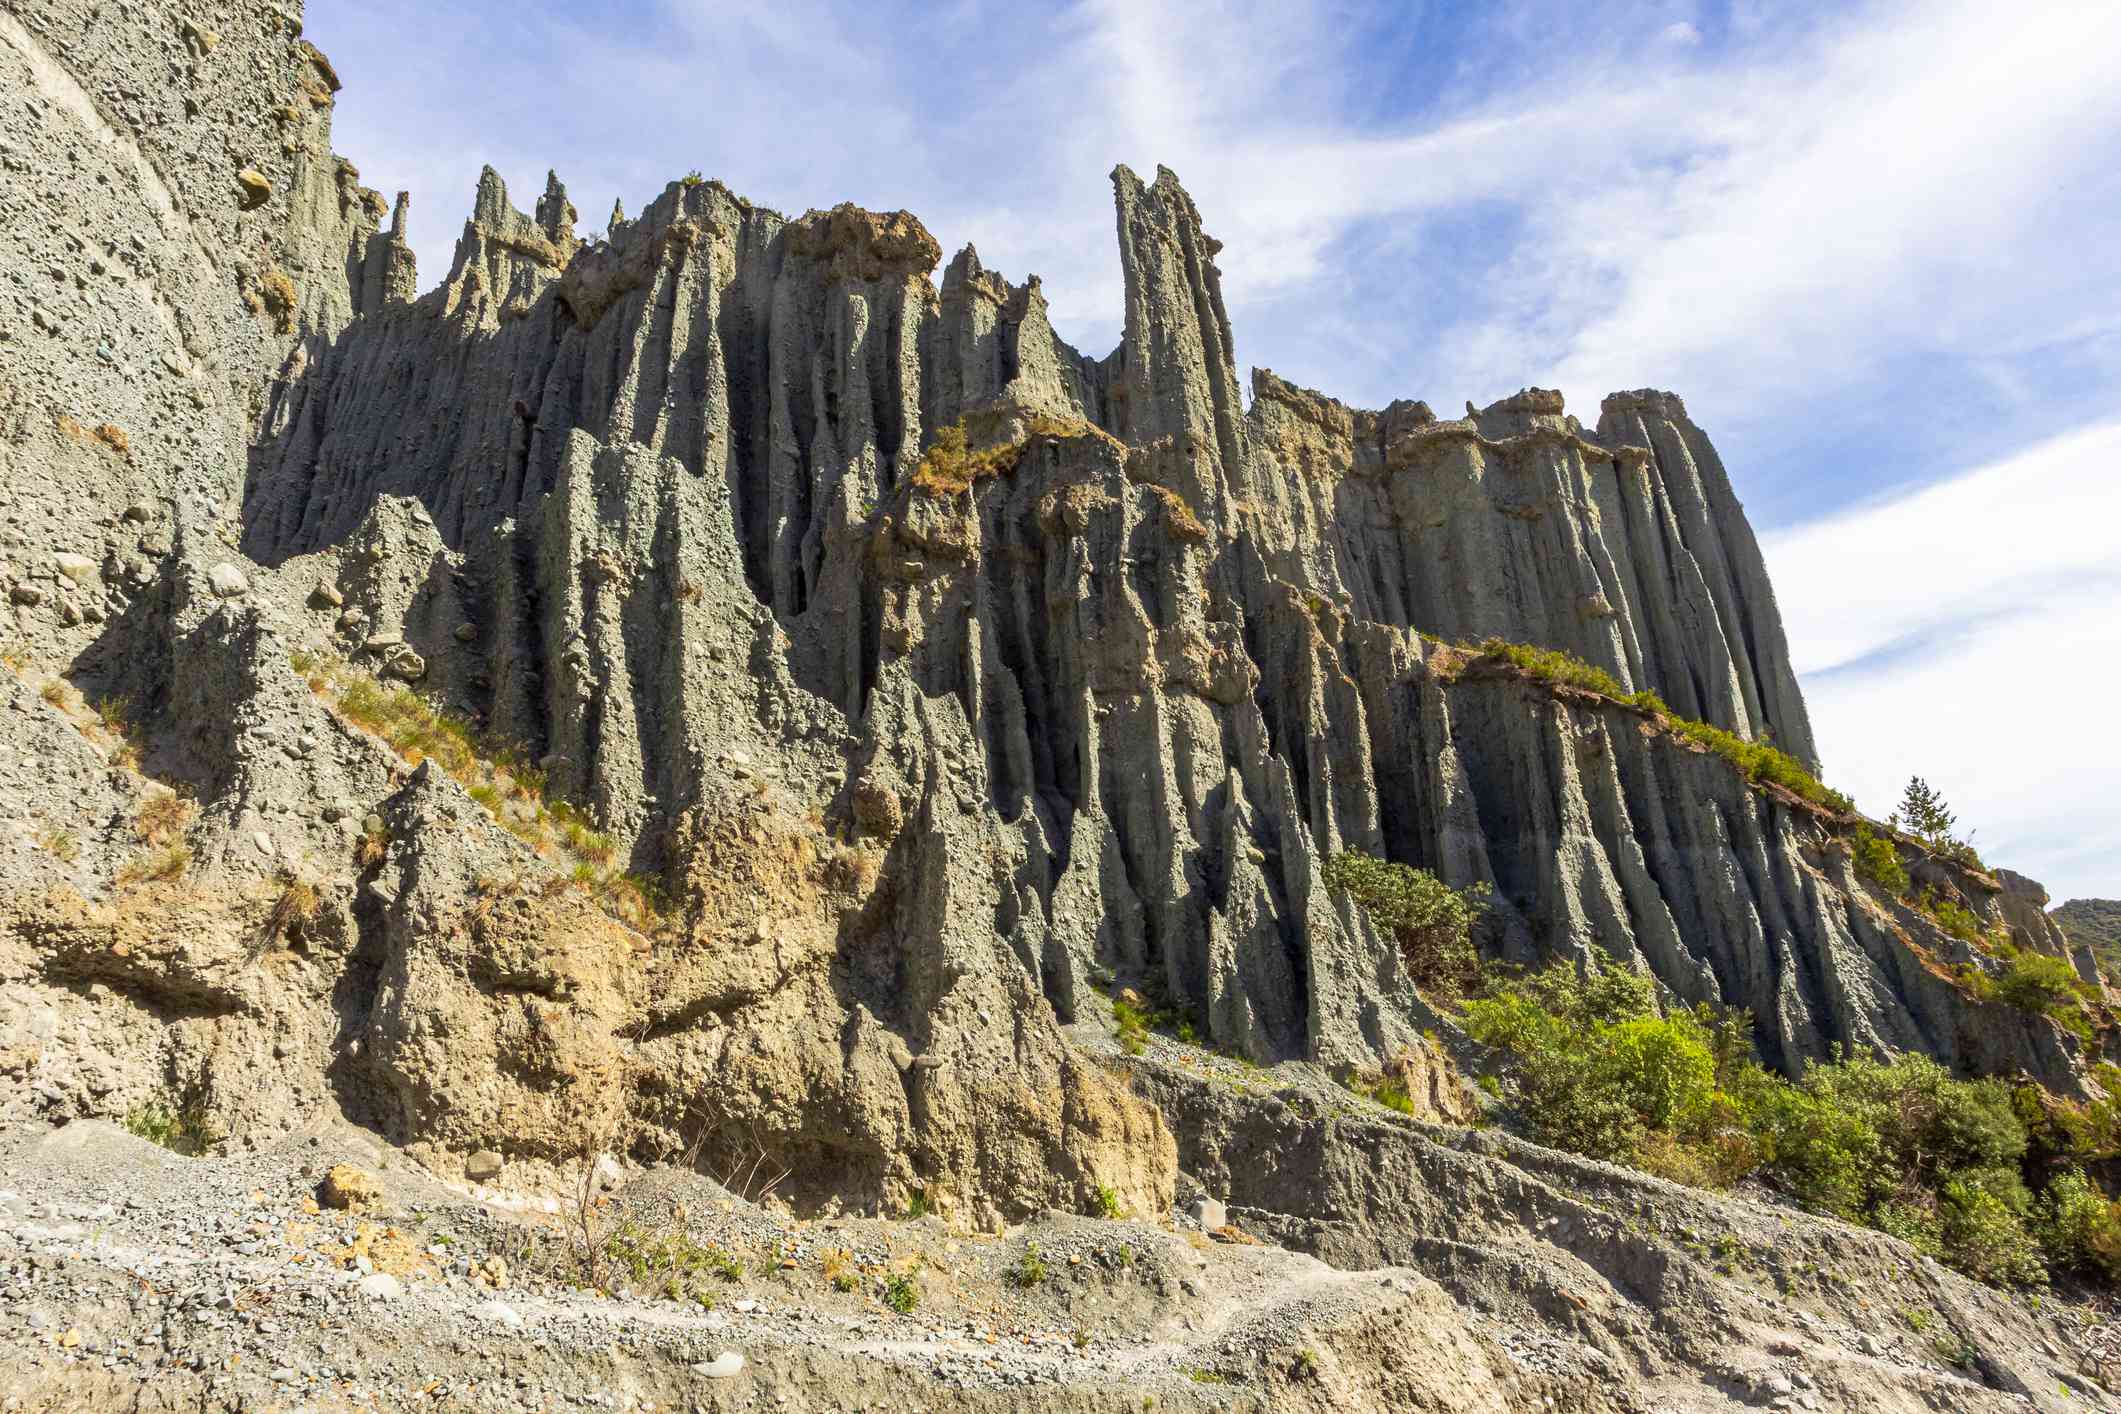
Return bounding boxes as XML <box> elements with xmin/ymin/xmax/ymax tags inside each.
<box><xmin>222</xmin><ymin>145</ymin><xmax>2078</xmax><ymax>1094</ymax></box>
<box><xmin>0</xmin><ymin>0</ymin><xmax>2098</xmax><ymax>1254</ymax></box>
<box><xmin>7</xmin><ymin>5</ymin><xmax>2118</xmax><ymax>1408</ymax></box>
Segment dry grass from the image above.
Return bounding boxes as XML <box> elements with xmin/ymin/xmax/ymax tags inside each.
<box><xmin>908</xmin><ymin>413</ymin><xmax>1096</xmax><ymax>496</ymax></box>
<box><xmin>1149</xmin><ymin>485</ymin><xmax>1211</xmax><ymax>543</ymax></box>
<box><xmin>264</xmin><ymin>878</ymin><xmax>320</xmax><ymax>944</ymax></box>
<box><xmin>136</xmin><ymin>790</ymin><xmax>193</xmax><ymax>847</ymax></box>
<box><xmin>354</xmin><ymin>817</ymin><xmax>388</xmax><ymax>870</ymax></box>
<box><xmin>38</xmin><ymin>678</ymin><xmax>70</xmax><ymax>708</ymax></box>
<box><xmin>85</xmin><ymin>693</ymin><xmax>144</xmax><ymax>770</ymax></box>
<box><xmin>118</xmin><ymin>841</ymin><xmax>191</xmax><ymax>886</ymax></box>
<box><xmin>35</xmin><ymin>825</ymin><xmax>78</xmax><ymax>862</ymax></box>
<box><xmin>819</xmin><ymin>1246</ymin><xmax>859</xmax><ymax>1293</ymax></box>
<box><xmin>298</xmin><ymin>652</ymin><xmax>672</xmax><ymax>934</ymax></box>
<box><xmin>258</xmin><ymin>271</ymin><xmax>299</xmax><ymax>335</ymax></box>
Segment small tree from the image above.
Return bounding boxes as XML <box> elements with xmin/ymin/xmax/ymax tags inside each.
<box><xmin>1894</xmin><ymin>776</ymin><xmax>1957</xmax><ymax>847</ymax></box>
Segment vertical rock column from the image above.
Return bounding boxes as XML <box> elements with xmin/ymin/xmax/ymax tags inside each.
<box><xmin>1108</xmin><ymin>165</ymin><xmax>1250</xmax><ymax>517</ymax></box>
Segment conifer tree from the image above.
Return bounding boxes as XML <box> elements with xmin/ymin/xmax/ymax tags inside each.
<box><xmin>1894</xmin><ymin>776</ymin><xmax>1957</xmax><ymax>846</ymax></box>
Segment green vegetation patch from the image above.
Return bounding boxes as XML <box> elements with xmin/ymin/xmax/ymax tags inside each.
<box><xmin>1321</xmin><ymin>851</ymin><xmax>1488</xmax><ymax>999</ymax></box>
<box><xmin>125</xmin><ymin>1100</ymin><xmax>220</xmax><ymax>1156</ymax></box>
<box><xmin>1464</xmin><ymin>955</ymin><xmax>2119</xmax><ymax>1288</ymax></box>
<box><xmin>1453</xmin><ymin>637</ymin><xmax>1851</xmax><ymax>813</ymax></box>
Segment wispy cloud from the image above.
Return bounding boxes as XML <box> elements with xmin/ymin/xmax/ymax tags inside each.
<box><xmin>1763</xmin><ymin>421</ymin><xmax>2121</xmax><ymax>902</ymax></box>
<box><xmin>311</xmin><ymin>0</ymin><xmax>2121</xmax><ymax>470</ymax></box>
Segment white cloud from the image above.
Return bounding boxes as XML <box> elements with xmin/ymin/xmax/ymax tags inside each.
<box><xmin>312</xmin><ymin>0</ymin><xmax>2121</xmax><ymax>427</ymax></box>
<box><xmin>1764</xmin><ymin>421</ymin><xmax>2121</xmax><ymax>902</ymax></box>
<box><xmin>1538</xmin><ymin>0</ymin><xmax>2121</xmax><ymax>420</ymax></box>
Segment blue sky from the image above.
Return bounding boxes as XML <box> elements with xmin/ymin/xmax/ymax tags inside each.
<box><xmin>305</xmin><ymin>0</ymin><xmax>2121</xmax><ymax>902</ymax></box>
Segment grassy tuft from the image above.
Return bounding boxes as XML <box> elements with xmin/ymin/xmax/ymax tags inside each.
<box><xmin>1851</xmin><ymin>825</ymin><xmax>1910</xmax><ymax>895</ymax></box>
<box><xmin>1007</xmin><ymin>1242</ymin><xmax>1048</xmax><ymax>1288</ymax></box>
<box><xmin>36</xmin><ymin>825</ymin><xmax>79</xmax><ymax>862</ymax></box>
<box><xmin>118</xmin><ymin>841</ymin><xmax>190</xmax><ymax>886</ymax></box>
<box><xmin>354</xmin><ymin>816</ymin><xmax>389</xmax><ymax>870</ymax></box>
<box><xmin>135</xmin><ymin>790</ymin><xmax>193</xmax><ymax>847</ymax></box>
<box><xmin>264</xmin><ymin>878</ymin><xmax>320</xmax><ymax>945</ymax></box>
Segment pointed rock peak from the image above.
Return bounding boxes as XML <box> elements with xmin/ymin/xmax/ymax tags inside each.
<box><xmin>1112</xmin><ymin>163</ymin><xmax>1222</xmax><ymax>256</ymax></box>
<box><xmin>1107</xmin><ymin>158</ymin><xmax>1246</xmax><ymax>496</ymax></box>
<box><xmin>389</xmin><ymin>190</ymin><xmax>410</xmax><ymax>239</ymax></box>
<box><xmin>608</xmin><ymin>198</ymin><xmax>626</xmax><ymax>232</ymax></box>
<box><xmin>537</xmin><ymin>171</ymin><xmax>577</xmax><ymax>241</ymax></box>
<box><xmin>472</xmin><ymin>166</ymin><xmax>509</xmax><ymax>226</ymax></box>
<box><xmin>942</xmin><ymin>243</ymin><xmax>984</xmax><ymax>290</ymax></box>
<box><xmin>941</xmin><ymin>244</ymin><xmax>1011</xmax><ymax>305</ymax></box>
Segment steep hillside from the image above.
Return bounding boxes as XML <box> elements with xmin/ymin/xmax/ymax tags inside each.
<box><xmin>2060</xmin><ymin>898</ymin><xmax>2121</xmax><ymax>976</ymax></box>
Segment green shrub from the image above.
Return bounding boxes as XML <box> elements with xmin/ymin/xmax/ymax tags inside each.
<box><xmin>1921</xmin><ymin>890</ymin><xmax>1987</xmax><ymax>945</ymax></box>
<box><xmin>1111</xmin><ymin>994</ymin><xmax>1151</xmax><ymax>1055</ymax></box>
<box><xmin>1008</xmin><ymin>1242</ymin><xmax>1048</xmax><ymax>1288</ymax></box>
<box><xmin>883</xmin><ymin>1273</ymin><xmax>919</xmax><ymax>1314</ymax></box>
<box><xmin>1938</xmin><ymin>1168</ymin><xmax>2045</xmax><ymax>1286</ymax></box>
<box><xmin>2036</xmin><ymin>1168</ymin><xmax>2121</xmax><ymax>1278</ymax></box>
<box><xmin>1851</xmin><ymin>826</ymin><xmax>1909</xmax><ymax>896</ymax></box>
<box><xmin>1961</xmin><ymin>945</ymin><xmax>2094</xmax><ymax>1040</ymax></box>
<box><xmin>1464</xmin><ymin>958</ymin><xmax>1759</xmax><ymax>1176</ymax></box>
<box><xmin>124</xmin><ymin>1100</ymin><xmax>219</xmax><ymax>1156</ymax></box>
<box><xmin>1322</xmin><ymin>851</ymin><xmax>1489</xmax><ymax>998</ymax></box>
<box><xmin>1092</xmin><ymin>1184</ymin><xmax>1123</xmax><ymax>1220</ymax></box>
<box><xmin>1993</xmin><ymin>950</ymin><xmax>2087</xmax><ymax>1016</ymax></box>
<box><xmin>601</xmin><ymin>1220</ymin><xmax>729</xmax><ymax>1303</ymax></box>
<box><xmin>1755</xmin><ymin>1055</ymin><xmax>2046</xmax><ymax>1284</ymax></box>
<box><xmin>1467</xmin><ymin>960</ymin><xmax>2062</xmax><ymax>1287</ymax></box>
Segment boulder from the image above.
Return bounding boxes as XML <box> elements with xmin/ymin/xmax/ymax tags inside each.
<box><xmin>318</xmin><ymin>1163</ymin><xmax>380</xmax><ymax>1212</ymax></box>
